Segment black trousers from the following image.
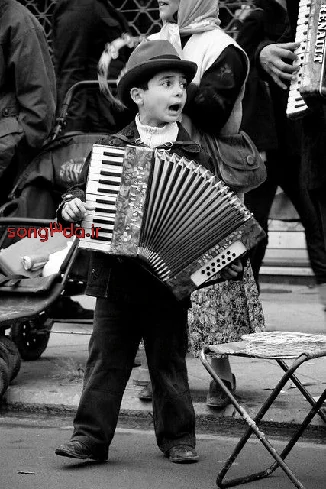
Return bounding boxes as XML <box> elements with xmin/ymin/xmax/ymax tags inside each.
<box><xmin>245</xmin><ymin>149</ymin><xmax>326</xmax><ymax>286</ymax></box>
<box><xmin>71</xmin><ymin>297</ymin><xmax>196</xmax><ymax>458</ymax></box>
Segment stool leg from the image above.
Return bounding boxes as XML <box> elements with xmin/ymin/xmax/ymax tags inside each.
<box><xmin>277</xmin><ymin>359</ymin><xmax>326</xmax><ymax>424</ymax></box>
<box><xmin>268</xmin><ymin>387</ymin><xmax>326</xmax><ymax>474</ymax></box>
<box><xmin>201</xmin><ymin>349</ymin><xmax>307</xmax><ymax>488</ymax></box>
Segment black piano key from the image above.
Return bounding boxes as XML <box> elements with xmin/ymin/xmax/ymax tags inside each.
<box><xmin>98</xmin><ymin>179</ymin><xmax>120</xmax><ymax>186</ymax></box>
<box><xmin>94</xmin><ymin>207</ymin><xmax>116</xmax><ymax>214</ymax></box>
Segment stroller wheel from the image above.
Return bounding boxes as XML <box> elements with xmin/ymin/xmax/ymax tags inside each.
<box><xmin>0</xmin><ymin>357</ymin><xmax>9</xmax><ymax>398</ymax></box>
<box><xmin>10</xmin><ymin>318</ymin><xmax>52</xmax><ymax>361</ymax></box>
<box><xmin>0</xmin><ymin>336</ymin><xmax>21</xmax><ymax>381</ymax></box>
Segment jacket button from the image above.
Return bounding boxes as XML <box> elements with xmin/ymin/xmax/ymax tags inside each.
<box><xmin>246</xmin><ymin>155</ymin><xmax>255</xmax><ymax>166</ymax></box>
<box><xmin>91</xmin><ymin>268</ymin><xmax>99</xmax><ymax>279</ymax></box>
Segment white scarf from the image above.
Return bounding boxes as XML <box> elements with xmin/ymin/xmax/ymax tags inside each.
<box><xmin>135</xmin><ymin>115</ymin><xmax>179</xmax><ymax>149</ymax></box>
<box><xmin>150</xmin><ymin>0</ymin><xmax>220</xmax><ymax>54</ymax></box>
<box><xmin>149</xmin><ymin>16</ymin><xmax>220</xmax><ymax>59</ymax></box>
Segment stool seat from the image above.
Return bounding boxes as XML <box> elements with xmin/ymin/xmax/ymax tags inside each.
<box><xmin>207</xmin><ymin>331</ymin><xmax>326</xmax><ymax>359</ymax></box>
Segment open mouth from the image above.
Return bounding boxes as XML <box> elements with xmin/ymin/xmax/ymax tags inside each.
<box><xmin>169</xmin><ymin>103</ymin><xmax>182</xmax><ymax>113</ymax></box>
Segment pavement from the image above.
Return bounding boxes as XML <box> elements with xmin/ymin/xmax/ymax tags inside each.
<box><xmin>2</xmin><ymin>282</ymin><xmax>326</xmax><ymax>441</ymax></box>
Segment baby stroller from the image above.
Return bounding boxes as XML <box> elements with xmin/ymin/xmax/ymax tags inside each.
<box><xmin>0</xmin><ymin>81</ymin><xmax>115</xmax><ymax>380</ymax></box>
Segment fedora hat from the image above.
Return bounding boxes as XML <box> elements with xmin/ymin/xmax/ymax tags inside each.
<box><xmin>117</xmin><ymin>40</ymin><xmax>197</xmax><ymax>107</ymax></box>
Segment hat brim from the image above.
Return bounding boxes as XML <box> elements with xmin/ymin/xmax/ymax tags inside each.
<box><xmin>118</xmin><ymin>58</ymin><xmax>197</xmax><ymax>107</ymax></box>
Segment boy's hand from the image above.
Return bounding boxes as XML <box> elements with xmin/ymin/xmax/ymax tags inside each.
<box><xmin>220</xmin><ymin>257</ymin><xmax>243</xmax><ymax>281</ymax></box>
<box><xmin>61</xmin><ymin>198</ymin><xmax>93</xmax><ymax>222</ymax></box>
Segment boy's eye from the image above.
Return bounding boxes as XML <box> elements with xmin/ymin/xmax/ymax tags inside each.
<box><xmin>162</xmin><ymin>79</ymin><xmax>172</xmax><ymax>87</ymax></box>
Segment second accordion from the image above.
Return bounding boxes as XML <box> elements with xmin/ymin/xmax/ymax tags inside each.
<box><xmin>79</xmin><ymin>144</ymin><xmax>265</xmax><ymax>300</ymax></box>
<box><xmin>287</xmin><ymin>0</ymin><xmax>326</xmax><ymax>118</ymax></box>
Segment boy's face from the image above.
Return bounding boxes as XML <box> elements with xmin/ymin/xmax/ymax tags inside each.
<box><xmin>132</xmin><ymin>70</ymin><xmax>187</xmax><ymax>127</ymax></box>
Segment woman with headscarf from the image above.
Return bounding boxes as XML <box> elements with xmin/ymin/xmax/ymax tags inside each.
<box><xmin>137</xmin><ymin>0</ymin><xmax>265</xmax><ymax>409</ymax></box>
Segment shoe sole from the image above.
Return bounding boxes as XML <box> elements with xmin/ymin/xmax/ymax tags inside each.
<box><xmin>55</xmin><ymin>448</ymin><xmax>107</xmax><ymax>462</ymax></box>
<box><xmin>169</xmin><ymin>456</ymin><xmax>199</xmax><ymax>464</ymax></box>
<box><xmin>138</xmin><ymin>396</ymin><xmax>152</xmax><ymax>401</ymax></box>
<box><xmin>206</xmin><ymin>401</ymin><xmax>230</xmax><ymax>409</ymax></box>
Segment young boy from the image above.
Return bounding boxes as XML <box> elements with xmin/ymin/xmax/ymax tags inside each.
<box><xmin>55</xmin><ymin>40</ymin><xmax>242</xmax><ymax>465</ymax></box>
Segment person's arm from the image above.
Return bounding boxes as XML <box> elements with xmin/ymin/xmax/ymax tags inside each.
<box><xmin>255</xmin><ymin>1</ymin><xmax>299</xmax><ymax>89</ymax></box>
<box><xmin>56</xmin><ymin>158</ymin><xmax>89</xmax><ymax>225</ymax></box>
<box><xmin>236</xmin><ymin>8</ymin><xmax>265</xmax><ymax>63</ymax></box>
<box><xmin>183</xmin><ymin>45</ymin><xmax>248</xmax><ymax>135</ymax></box>
<box><xmin>9</xmin><ymin>21</ymin><xmax>56</xmax><ymax>149</ymax></box>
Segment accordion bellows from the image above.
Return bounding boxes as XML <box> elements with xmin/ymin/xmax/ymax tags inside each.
<box><xmin>80</xmin><ymin>144</ymin><xmax>265</xmax><ymax>299</ymax></box>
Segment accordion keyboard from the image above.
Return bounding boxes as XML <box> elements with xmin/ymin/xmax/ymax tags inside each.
<box><xmin>80</xmin><ymin>145</ymin><xmax>125</xmax><ymax>250</ymax></box>
<box><xmin>286</xmin><ymin>0</ymin><xmax>311</xmax><ymax>118</ymax></box>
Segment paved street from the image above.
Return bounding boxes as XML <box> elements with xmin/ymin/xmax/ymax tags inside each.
<box><xmin>2</xmin><ymin>282</ymin><xmax>326</xmax><ymax>489</ymax></box>
<box><xmin>1</xmin><ymin>414</ymin><xmax>326</xmax><ymax>489</ymax></box>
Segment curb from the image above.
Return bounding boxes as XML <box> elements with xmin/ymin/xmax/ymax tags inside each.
<box><xmin>2</xmin><ymin>400</ymin><xmax>326</xmax><ymax>444</ymax></box>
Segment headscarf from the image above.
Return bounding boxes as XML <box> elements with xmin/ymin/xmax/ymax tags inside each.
<box><xmin>151</xmin><ymin>0</ymin><xmax>221</xmax><ymax>55</ymax></box>
<box><xmin>178</xmin><ymin>0</ymin><xmax>221</xmax><ymax>35</ymax></box>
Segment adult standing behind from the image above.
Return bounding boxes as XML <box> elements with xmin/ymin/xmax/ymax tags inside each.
<box><xmin>52</xmin><ymin>0</ymin><xmax>132</xmax><ymax>134</ymax></box>
<box><xmin>254</xmin><ymin>0</ymin><xmax>326</xmax><ymax>319</ymax></box>
<box><xmin>0</xmin><ymin>0</ymin><xmax>56</xmax><ymax>206</ymax></box>
<box><xmin>141</xmin><ymin>0</ymin><xmax>265</xmax><ymax>409</ymax></box>
<box><xmin>237</xmin><ymin>0</ymin><xmax>326</xmax><ymax>294</ymax></box>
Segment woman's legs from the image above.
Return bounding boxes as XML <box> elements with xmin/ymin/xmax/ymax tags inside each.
<box><xmin>211</xmin><ymin>356</ymin><xmax>233</xmax><ymax>382</ymax></box>
<box><xmin>206</xmin><ymin>356</ymin><xmax>236</xmax><ymax>409</ymax></box>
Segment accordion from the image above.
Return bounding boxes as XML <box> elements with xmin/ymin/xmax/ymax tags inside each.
<box><xmin>287</xmin><ymin>0</ymin><xmax>326</xmax><ymax>119</ymax></box>
<box><xmin>79</xmin><ymin>144</ymin><xmax>265</xmax><ymax>300</ymax></box>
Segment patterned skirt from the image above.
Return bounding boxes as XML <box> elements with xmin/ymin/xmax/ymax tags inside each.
<box><xmin>188</xmin><ymin>262</ymin><xmax>265</xmax><ymax>357</ymax></box>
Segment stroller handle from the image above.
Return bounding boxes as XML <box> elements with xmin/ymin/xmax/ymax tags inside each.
<box><xmin>52</xmin><ymin>79</ymin><xmax>117</xmax><ymax>140</ymax></box>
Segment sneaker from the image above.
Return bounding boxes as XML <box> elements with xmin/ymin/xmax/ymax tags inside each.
<box><xmin>55</xmin><ymin>440</ymin><xmax>107</xmax><ymax>461</ymax></box>
<box><xmin>138</xmin><ymin>382</ymin><xmax>152</xmax><ymax>401</ymax></box>
<box><xmin>50</xmin><ymin>297</ymin><xmax>94</xmax><ymax>320</ymax></box>
<box><xmin>206</xmin><ymin>374</ymin><xmax>236</xmax><ymax>409</ymax></box>
<box><xmin>165</xmin><ymin>445</ymin><xmax>199</xmax><ymax>464</ymax></box>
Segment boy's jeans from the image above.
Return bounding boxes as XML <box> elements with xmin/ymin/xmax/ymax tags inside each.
<box><xmin>71</xmin><ymin>297</ymin><xmax>196</xmax><ymax>457</ymax></box>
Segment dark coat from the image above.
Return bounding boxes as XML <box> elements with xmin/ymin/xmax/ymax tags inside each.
<box><xmin>0</xmin><ymin>0</ymin><xmax>56</xmax><ymax>200</ymax></box>
<box><xmin>182</xmin><ymin>43</ymin><xmax>248</xmax><ymax>138</ymax></box>
<box><xmin>52</xmin><ymin>0</ymin><xmax>133</xmax><ymax>134</ymax></box>
<box><xmin>59</xmin><ymin>121</ymin><xmax>215</xmax><ymax>306</ymax></box>
<box><xmin>252</xmin><ymin>0</ymin><xmax>326</xmax><ymax>190</ymax></box>
<box><xmin>237</xmin><ymin>0</ymin><xmax>291</xmax><ymax>153</ymax></box>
